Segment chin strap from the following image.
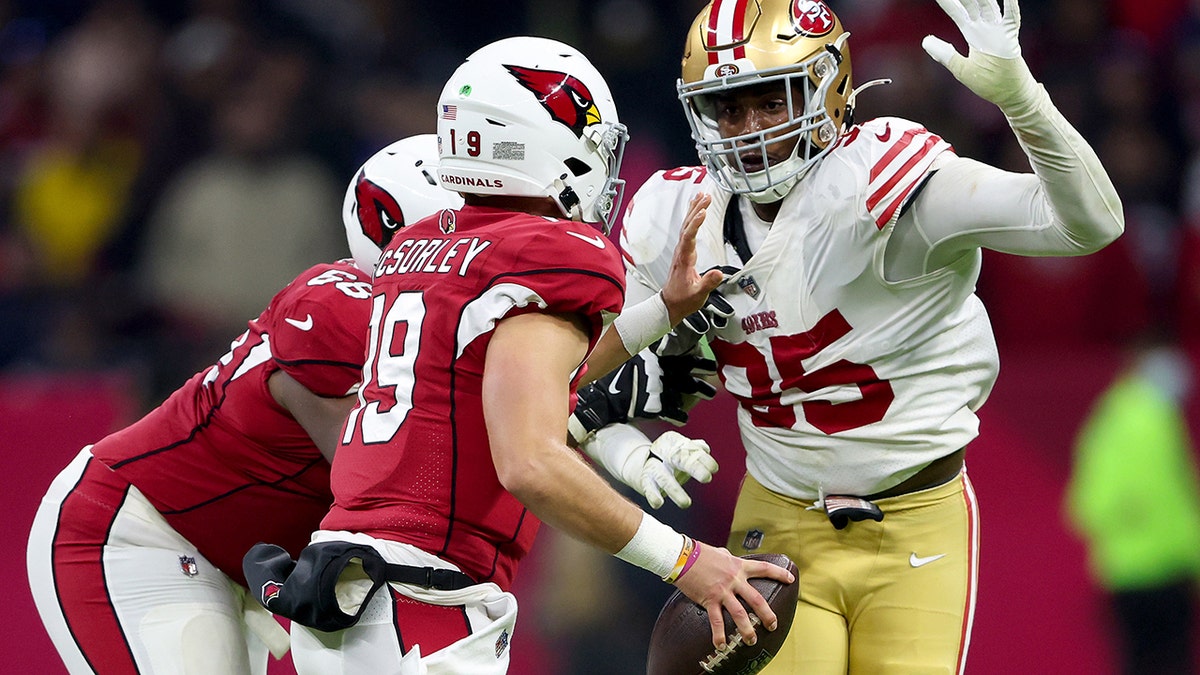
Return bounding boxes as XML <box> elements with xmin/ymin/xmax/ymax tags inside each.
<box><xmin>553</xmin><ymin>175</ymin><xmax>581</xmax><ymax>220</ymax></box>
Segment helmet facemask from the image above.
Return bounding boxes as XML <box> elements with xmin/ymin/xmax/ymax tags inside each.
<box><xmin>552</xmin><ymin>121</ymin><xmax>629</xmax><ymax>233</ymax></box>
<box><xmin>679</xmin><ymin>36</ymin><xmax>848</xmax><ymax>203</ymax></box>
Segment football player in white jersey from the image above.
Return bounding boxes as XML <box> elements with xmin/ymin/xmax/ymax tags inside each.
<box><xmin>602</xmin><ymin>0</ymin><xmax>1125</xmax><ymax>672</ymax></box>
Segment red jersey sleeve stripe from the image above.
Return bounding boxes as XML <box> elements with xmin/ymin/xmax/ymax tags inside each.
<box><xmin>866</xmin><ymin>134</ymin><xmax>945</xmax><ymax>214</ymax></box>
<box><xmin>868</xmin><ymin>127</ymin><xmax>926</xmax><ymax>183</ymax></box>
<box><xmin>874</xmin><ymin>177</ymin><xmax>925</xmax><ymax>229</ymax></box>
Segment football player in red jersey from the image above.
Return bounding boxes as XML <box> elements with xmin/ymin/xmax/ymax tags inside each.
<box><xmin>256</xmin><ymin>36</ymin><xmax>793</xmax><ymax>675</ymax></box>
<box><xmin>603</xmin><ymin>0</ymin><xmax>1126</xmax><ymax>672</ymax></box>
<box><xmin>25</xmin><ymin>135</ymin><xmax>462</xmax><ymax>675</ymax></box>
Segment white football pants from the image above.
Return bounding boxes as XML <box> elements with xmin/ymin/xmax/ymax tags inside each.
<box><xmin>290</xmin><ymin>530</ymin><xmax>518</xmax><ymax>675</ymax></box>
<box><xmin>27</xmin><ymin>448</ymin><xmax>288</xmax><ymax>674</ymax></box>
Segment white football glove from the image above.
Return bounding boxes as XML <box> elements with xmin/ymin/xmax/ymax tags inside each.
<box><xmin>581</xmin><ymin>425</ymin><xmax>718</xmax><ymax>509</ymax></box>
<box><xmin>922</xmin><ymin>0</ymin><xmax>1038</xmax><ymax>113</ymax></box>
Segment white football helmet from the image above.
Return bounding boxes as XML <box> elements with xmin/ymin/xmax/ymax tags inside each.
<box><xmin>342</xmin><ymin>134</ymin><xmax>463</xmax><ymax>274</ymax></box>
<box><xmin>436</xmin><ymin>36</ymin><xmax>628</xmax><ymax>233</ymax></box>
<box><xmin>678</xmin><ymin>0</ymin><xmax>854</xmax><ymax>203</ymax></box>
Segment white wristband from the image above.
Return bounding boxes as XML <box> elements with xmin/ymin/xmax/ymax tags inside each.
<box><xmin>614</xmin><ymin>511</ymin><xmax>685</xmax><ymax>579</ymax></box>
<box><xmin>567</xmin><ymin>414</ymin><xmax>592</xmax><ymax>445</ymax></box>
<box><xmin>612</xmin><ymin>292</ymin><xmax>671</xmax><ymax>358</ymax></box>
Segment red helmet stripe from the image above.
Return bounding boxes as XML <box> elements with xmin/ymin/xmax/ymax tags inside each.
<box><xmin>731</xmin><ymin>0</ymin><xmax>747</xmax><ymax>60</ymax></box>
<box><xmin>705</xmin><ymin>0</ymin><xmax>749</xmax><ymax>64</ymax></box>
<box><xmin>705</xmin><ymin>0</ymin><xmax>722</xmax><ymax>63</ymax></box>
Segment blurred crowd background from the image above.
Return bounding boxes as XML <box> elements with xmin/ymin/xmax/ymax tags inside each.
<box><xmin>6</xmin><ymin>0</ymin><xmax>1200</xmax><ymax>673</ymax></box>
<box><xmin>2</xmin><ymin>0</ymin><xmax>1199</xmax><ymax>403</ymax></box>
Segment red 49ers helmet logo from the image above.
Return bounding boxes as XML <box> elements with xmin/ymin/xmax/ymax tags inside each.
<box><xmin>353</xmin><ymin>171</ymin><xmax>405</xmax><ymax>249</ymax></box>
<box><xmin>791</xmin><ymin>0</ymin><xmax>835</xmax><ymax>37</ymax></box>
<box><xmin>505</xmin><ymin>65</ymin><xmax>601</xmax><ymax>138</ymax></box>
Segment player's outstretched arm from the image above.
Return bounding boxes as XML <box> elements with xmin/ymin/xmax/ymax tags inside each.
<box><xmin>582</xmin><ymin>193</ymin><xmax>724</xmax><ymax>383</ymax></box>
<box><xmin>569</xmin><ymin>349</ymin><xmax>717</xmax><ymax>444</ymax></box>
<box><xmin>484</xmin><ymin>311</ymin><xmax>641</xmax><ymax>548</ymax></box>
<box><xmin>483</xmin><ymin>311</ymin><xmax>779</xmax><ymax>648</ymax></box>
<box><xmin>917</xmin><ymin>0</ymin><xmax>1123</xmax><ymax>259</ymax></box>
<box><xmin>569</xmin><ymin>349</ymin><xmax>718</xmax><ymax>509</ymax></box>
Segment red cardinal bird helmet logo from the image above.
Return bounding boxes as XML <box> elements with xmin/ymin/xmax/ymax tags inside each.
<box><xmin>353</xmin><ymin>170</ymin><xmax>406</xmax><ymax>249</ymax></box>
<box><xmin>505</xmin><ymin>65</ymin><xmax>601</xmax><ymax>138</ymax></box>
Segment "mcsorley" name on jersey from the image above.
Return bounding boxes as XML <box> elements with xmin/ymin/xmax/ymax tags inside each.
<box><xmin>376</xmin><ymin>237</ymin><xmax>492</xmax><ymax>278</ymax></box>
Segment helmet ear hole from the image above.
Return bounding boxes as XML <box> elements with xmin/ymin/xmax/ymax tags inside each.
<box><xmin>564</xmin><ymin>157</ymin><xmax>593</xmax><ymax>177</ymax></box>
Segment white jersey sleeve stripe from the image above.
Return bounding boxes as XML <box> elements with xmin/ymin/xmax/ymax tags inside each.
<box><xmin>868</xmin><ymin>132</ymin><xmax>940</xmax><ymax>202</ymax></box>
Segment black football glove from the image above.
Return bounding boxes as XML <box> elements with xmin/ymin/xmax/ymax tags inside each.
<box><xmin>569</xmin><ymin>351</ymin><xmax>718</xmax><ymax>442</ymax></box>
<box><xmin>652</xmin><ymin>266</ymin><xmax>738</xmax><ymax>357</ymax></box>
<box><xmin>656</xmin><ymin>353</ymin><xmax>718</xmax><ymax>426</ymax></box>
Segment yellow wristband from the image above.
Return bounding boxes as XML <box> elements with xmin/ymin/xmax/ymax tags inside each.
<box><xmin>663</xmin><ymin>535</ymin><xmax>695</xmax><ymax>583</ymax></box>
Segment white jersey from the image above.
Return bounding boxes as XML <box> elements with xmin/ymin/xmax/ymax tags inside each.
<box><xmin>620</xmin><ymin>117</ymin><xmax>999</xmax><ymax>500</ymax></box>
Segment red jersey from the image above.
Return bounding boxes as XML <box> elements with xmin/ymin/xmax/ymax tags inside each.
<box><xmin>91</xmin><ymin>261</ymin><xmax>372</xmax><ymax>585</ymax></box>
<box><xmin>324</xmin><ymin>205</ymin><xmax>625</xmax><ymax>590</ymax></box>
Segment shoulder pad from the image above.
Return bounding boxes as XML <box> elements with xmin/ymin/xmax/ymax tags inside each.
<box><xmin>834</xmin><ymin>118</ymin><xmax>954</xmax><ymax>229</ymax></box>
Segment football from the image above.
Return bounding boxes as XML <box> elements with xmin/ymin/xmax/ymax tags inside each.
<box><xmin>646</xmin><ymin>553</ymin><xmax>799</xmax><ymax>675</ymax></box>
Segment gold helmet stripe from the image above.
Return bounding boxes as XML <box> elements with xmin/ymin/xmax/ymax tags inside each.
<box><xmin>705</xmin><ymin>0</ymin><xmax>749</xmax><ymax>63</ymax></box>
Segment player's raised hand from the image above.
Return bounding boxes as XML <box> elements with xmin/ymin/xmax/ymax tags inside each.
<box><xmin>672</xmin><ymin>542</ymin><xmax>794</xmax><ymax>649</ymax></box>
<box><xmin>660</xmin><ymin>193</ymin><xmax>724</xmax><ymax>326</ymax></box>
<box><xmin>922</xmin><ymin>0</ymin><xmax>1037</xmax><ymax>112</ymax></box>
<box><xmin>652</xmin><ymin>283</ymin><xmax>735</xmax><ymax>357</ymax></box>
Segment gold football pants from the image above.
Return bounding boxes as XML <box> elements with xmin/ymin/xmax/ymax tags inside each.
<box><xmin>727</xmin><ymin>471</ymin><xmax>978</xmax><ymax>674</ymax></box>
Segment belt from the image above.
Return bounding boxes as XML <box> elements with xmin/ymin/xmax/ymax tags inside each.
<box><xmin>865</xmin><ymin>447</ymin><xmax>965</xmax><ymax>501</ymax></box>
<box><xmin>819</xmin><ymin>448</ymin><xmax>965</xmax><ymax>530</ymax></box>
<box><xmin>385</xmin><ymin>563</ymin><xmax>477</xmax><ymax>591</ymax></box>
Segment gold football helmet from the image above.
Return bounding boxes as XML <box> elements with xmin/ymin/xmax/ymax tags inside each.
<box><xmin>678</xmin><ymin>0</ymin><xmax>853</xmax><ymax>202</ymax></box>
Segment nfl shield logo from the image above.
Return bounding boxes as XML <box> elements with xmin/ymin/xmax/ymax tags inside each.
<box><xmin>494</xmin><ymin>629</ymin><xmax>510</xmax><ymax>658</ymax></box>
<box><xmin>742</xmin><ymin>529</ymin><xmax>764</xmax><ymax>551</ymax></box>
<box><xmin>179</xmin><ymin>555</ymin><xmax>199</xmax><ymax>577</ymax></box>
<box><xmin>738</xmin><ymin>274</ymin><xmax>761</xmax><ymax>299</ymax></box>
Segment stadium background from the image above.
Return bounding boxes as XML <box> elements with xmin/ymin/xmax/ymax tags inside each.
<box><xmin>2</xmin><ymin>0</ymin><xmax>1199</xmax><ymax>672</ymax></box>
